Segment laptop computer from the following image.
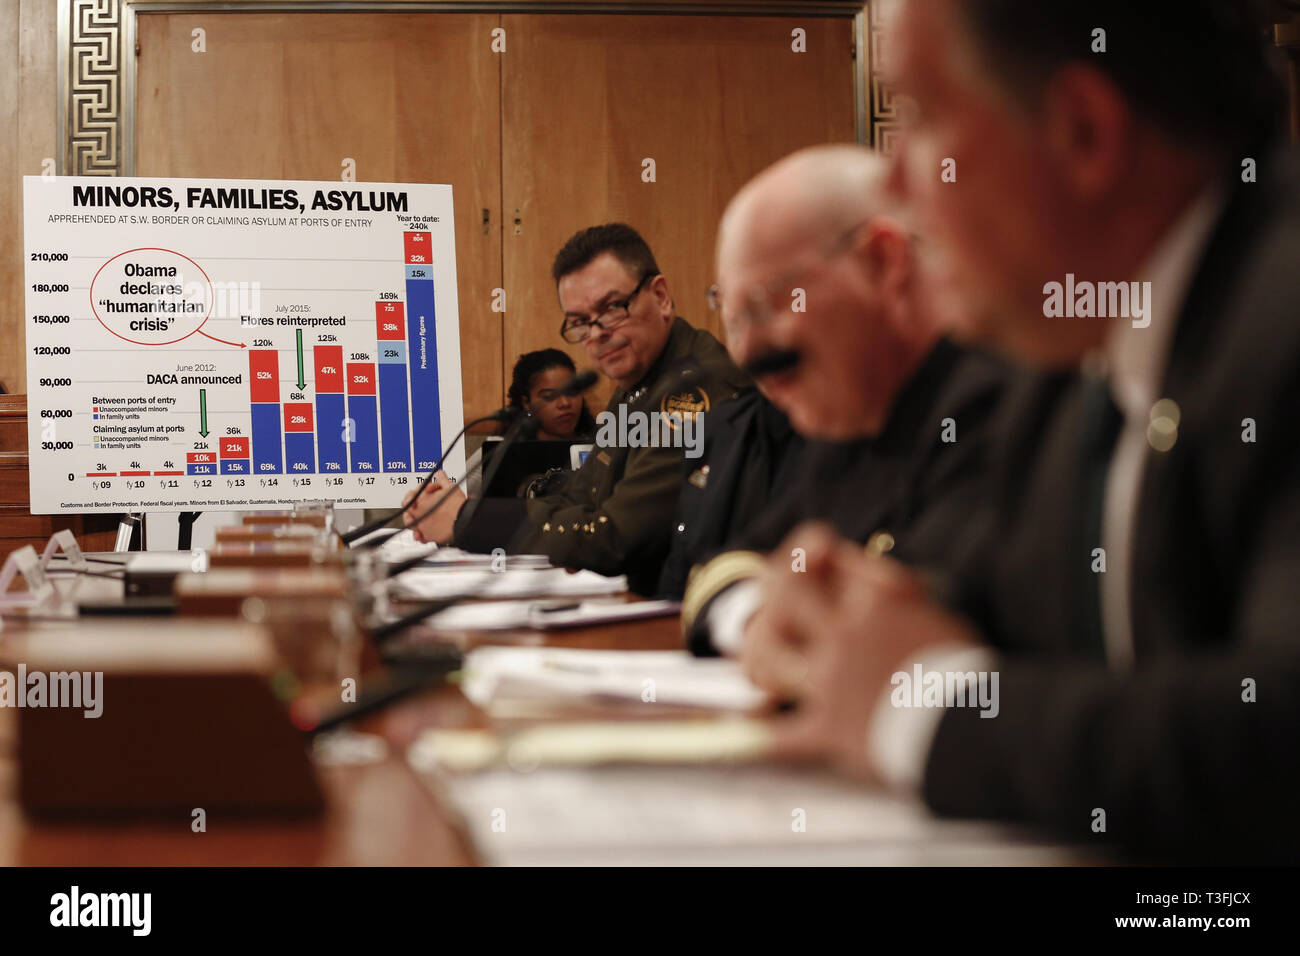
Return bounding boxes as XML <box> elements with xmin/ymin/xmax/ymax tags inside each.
<box><xmin>480</xmin><ymin>439</ymin><xmax>585</xmax><ymax>497</ymax></box>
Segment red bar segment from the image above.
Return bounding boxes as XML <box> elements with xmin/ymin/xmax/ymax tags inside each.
<box><xmin>187</xmin><ymin>452</ymin><xmax>217</xmax><ymax>464</ymax></box>
<box><xmin>403</xmin><ymin>231</ymin><xmax>431</xmax><ymax>265</ymax></box>
<box><xmin>347</xmin><ymin>363</ymin><xmax>376</xmax><ymax>396</ymax></box>
<box><xmin>249</xmin><ymin>350</ymin><xmax>280</xmax><ymax>403</ymax></box>
<box><xmin>220</xmin><ymin>437</ymin><xmax>250</xmax><ymax>458</ymax></box>
<box><xmin>283</xmin><ymin>402</ymin><xmax>314</xmax><ymax>433</ymax></box>
<box><xmin>375</xmin><ymin>301</ymin><xmax>406</xmax><ymax>340</ymax></box>
<box><xmin>314</xmin><ymin>345</ymin><xmax>344</xmax><ymax>394</ymax></box>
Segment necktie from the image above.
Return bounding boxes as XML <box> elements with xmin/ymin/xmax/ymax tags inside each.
<box><xmin>1076</xmin><ymin>373</ymin><xmax>1124</xmax><ymax>656</ymax></box>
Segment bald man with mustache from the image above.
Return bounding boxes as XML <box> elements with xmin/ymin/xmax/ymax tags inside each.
<box><xmin>680</xmin><ymin>145</ymin><xmax>1010</xmax><ymax>656</ymax></box>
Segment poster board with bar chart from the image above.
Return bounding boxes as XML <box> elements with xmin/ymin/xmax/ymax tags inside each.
<box><xmin>22</xmin><ymin>176</ymin><xmax>464</xmax><ymax>514</ymax></box>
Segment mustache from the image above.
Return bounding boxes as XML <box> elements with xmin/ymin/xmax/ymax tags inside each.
<box><xmin>741</xmin><ymin>348</ymin><xmax>802</xmax><ymax>378</ymax></box>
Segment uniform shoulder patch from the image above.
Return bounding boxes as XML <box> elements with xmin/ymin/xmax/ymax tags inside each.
<box><xmin>661</xmin><ymin>387</ymin><xmax>710</xmax><ymax>426</ymax></box>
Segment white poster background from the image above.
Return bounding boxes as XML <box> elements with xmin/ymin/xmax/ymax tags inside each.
<box><xmin>23</xmin><ymin>176</ymin><xmax>464</xmax><ymax>514</ymax></box>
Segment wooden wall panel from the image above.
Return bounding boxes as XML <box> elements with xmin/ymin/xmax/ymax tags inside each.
<box><xmin>8</xmin><ymin>8</ymin><xmax>857</xmax><ymax>418</ymax></box>
<box><xmin>0</xmin><ymin>3</ymin><xmax>17</xmax><ymax>396</ymax></box>
<box><xmin>501</xmin><ymin>14</ymin><xmax>856</xmax><ymax>410</ymax></box>
<box><xmin>1</xmin><ymin>396</ymin><xmax>120</xmax><ymax>556</ymax></box>
<box><xmin>135</xmin><ymin>12</ymin><xmax>505</xmax><ymax>421</ymax></box>
<box><xmin>0</xmin><ymin>0</ymin><xmax>58</xmax><ymax>396</ymax></box>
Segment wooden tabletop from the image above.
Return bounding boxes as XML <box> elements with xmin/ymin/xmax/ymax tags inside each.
<box><xmin>0</xmin><ymin>574</ymin><xmax>686</xmax><ymax>866</ymax></box>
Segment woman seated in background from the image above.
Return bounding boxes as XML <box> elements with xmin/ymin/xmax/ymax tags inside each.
<box><xmin>504</xmin><ymin>347</ymin><xmax>597</xmax><ymax>441</ymax></box>
<box><xmin>464</xmin><ymin>348</ymin><xmax>596</xmax><ymax>495</ymax></box>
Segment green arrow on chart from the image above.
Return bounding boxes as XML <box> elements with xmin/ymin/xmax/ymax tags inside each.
<box><xmin>199</xmin><ymin>388</ymin><xmax>209</xmax><ymax>438</ymax></box>
<box><xmin>295</xmin><ymin>329</ymin><xmax>308</xmax><ymax>391</ymax></box>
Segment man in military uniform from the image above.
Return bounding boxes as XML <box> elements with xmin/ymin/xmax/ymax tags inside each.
<box><xmin>680</xmin><ymin>145</ymin><xmax>1009</xmax><ymax>654</ymax></box>
<box><xmin>406</xmin><ymin>223</ymin><xmax>748</xmax><ymax>595</ymax></box>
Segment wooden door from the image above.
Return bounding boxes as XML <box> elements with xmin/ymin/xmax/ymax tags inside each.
<box><xmin>135</xmin><ymin>12</ymin><xmax>505</xmax><ymax>421</ymax></box>
<box><xmin>501</xmin><ymin>14</ymin><xmax>856</xmax><ymax>410</ymax></box>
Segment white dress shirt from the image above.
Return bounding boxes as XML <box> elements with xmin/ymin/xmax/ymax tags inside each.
<box><xmin>706</xmin><ymin>579</ymin><xmax>763</xmax><ymax>656</ymax></box>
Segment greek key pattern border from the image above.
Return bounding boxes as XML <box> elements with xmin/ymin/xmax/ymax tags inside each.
<box><xmin>61</xmin><ymin>0</ymin><xmax>126</xmax><ymax>176</ymax></box>
<box><xmin>866</xmin><ymin>0</ymin><xmax>897</xmax><ymax>153</ymax></box>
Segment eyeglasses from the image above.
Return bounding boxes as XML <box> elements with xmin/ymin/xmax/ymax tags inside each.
<box><xmin>707</xmin><ymin>220</ymin><xmax>872</xmax><ymax>332</ymax></box>
<box><xmin>559</xmin><ymin>272</ymin><xmax>657</xmax><ymax>344</ymax></box>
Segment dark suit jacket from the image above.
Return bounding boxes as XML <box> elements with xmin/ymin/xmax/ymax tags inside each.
<box><xmin>681</xmin><ymin>340</ymin><xmax>1011</xmax><ymax>652</ymax></box>
<box><xmin>656</xmin><ymin>389</ymin><xmax>806</xmax><ymax>600</ymax></box>
<box><xmin>926</xmin><ymin>143</ymin><xmax>1300</xmax><ymax>863</ymax></box>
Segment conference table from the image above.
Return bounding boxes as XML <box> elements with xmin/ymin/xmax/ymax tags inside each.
<box><xmin>0</xmin><ymin>554</ymin><xmax>1088</xmax><ymax>867</ymax></box>
<box><xmin>0</xmin><ymin>562</ymin><xmax>702</xmax><ymax>866</ymax></box>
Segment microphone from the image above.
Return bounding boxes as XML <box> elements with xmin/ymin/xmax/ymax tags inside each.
<box><xmin>367</xmin><ymin>416</ymin><xmax>547</xmax><ymax>641</ymax></box>
<box><xmin>372</xmin><ymin>371</ymin><xmax>602</xmax><ymax>625</ymax></box>
<box><xmin>368</xmin><ymin>593</ymin><xmax>475</xmax><ymax>644</ymax></box>
<box><xmin>375</xmin><ymin>364</ymin><xmax>689</xmax><ymax>641</ymax></box>
<box><xmin>444</xmin><ymin>403</ymin><xmax>542</xmax><ymax>543</ymax></box>
<box><xmin>741</xmin><ymin>348</ymin><xmax>801</xmax><ymax>379</ymax></box>
<box><xmin>378</xmin><ymin>415</ymin><xmax>539</xmax><ymax>576</ymax></box>
<box><xmin>300</xmin><ymin>645</ymin><xmax>464</xmax><ymax>735</ymax></box>
<box><xmin>379</xmin><ymin>368</ymin><xmax>596</xmax><ymax>566</ymax></box>
<box><xmin>559</xmin><ymin>369</ymin><xmax>598</xmax><ymax>396</ymax></box>
<box><xmin>338</xmin><ymin>409</ymin><xmax>509</xmax><ymax>546</ymax></box>
<box><xmin>338</xmin><ymin>369</ymin><xmax>595</xmax><ymax>546</ymax></box>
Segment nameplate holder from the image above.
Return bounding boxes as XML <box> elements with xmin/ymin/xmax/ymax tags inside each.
<box><xmin>41</xmin><ymin>530</ymin><xmax>88</xmax><ymax>571</ymax></box>
<box><xmin>0</xmin><ymin>545</ymin><xmax>57</xmax><ymax>616</ymax></box>
<box><xmin>8</xmin><ymin>621</ymin><xmax>325</xmax><ymax>818</ymax></box>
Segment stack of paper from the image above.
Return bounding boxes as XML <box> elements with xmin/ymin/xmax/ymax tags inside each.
<box><xmin>409</xmin><ymin>756</ymin><xmax>1083</xmax><ymax>866</ymax></box>
<box><xmin>414</xmin><ymin>598</ymin><xmax>679</xmax><ymax>633</ymax></box>
<box><xmin>389</xmin><ymin>567</ymin><xmax>627</xmax><ymax>602</ymax></box>
<box><xmin>362</xmin><ymin>528</ymin><xmax>555</xmax><ymax>570</ymax></box>
<box><xmin>458</xmin><ymin>646</ymin><xmax>766</xmax><ymax>712</ymax></box>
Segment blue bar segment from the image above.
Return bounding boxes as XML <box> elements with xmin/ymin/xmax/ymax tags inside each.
<box><xmin>316</xmin><ymin>393</ymin><xmax>347</xmax><ymax>474</ymax></box>
<box><xmin>378</xmin><ymin>352</ymin><xmax>412</xmax><ymax>472</ymax></box>
<box><xmin>220</xmin><ymin>460</ymin><xmax>250</xmax><ymax>475</ymax></box>
<box><xmin>251</xmin><ymin>403</ymin><xmax>283</xmax><ymax>475</ymax></box>
<box><xmin>405</xmin><ymin>267</ymin><xmax>442</xmax><ymax>471</ymax></box>
<box><xmin>285</xmin><ymin>432</ymin><xmax>315</xmax><ymax>474</ymax></box>
<box><xmin>347</xmin><ymin>395</ymin><xmax>379</xmax><ymax>473</ymax></box>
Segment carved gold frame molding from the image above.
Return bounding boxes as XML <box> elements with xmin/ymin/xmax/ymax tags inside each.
<box><xmin>57</xmin><ymin>0</ymin><xmax>877</xmax><ymax>177</ymax></box>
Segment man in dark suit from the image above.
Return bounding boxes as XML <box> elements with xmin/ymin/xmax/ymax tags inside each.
<box><xmin>742</xmin><ymin>0</ymin><xmax>1300</xmax><ymax>862</ymax></box>
<box><xmin>674</xmin><ymin>145</ymin><xmax>1008</xmax><ymax>655</ymax></box>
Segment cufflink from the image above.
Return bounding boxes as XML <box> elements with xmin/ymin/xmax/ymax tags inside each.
<box><xmin>865</xmin><ymin>530</ymin><xmax>895</xmax><ymax>556</ymax></box>
<box><xmin>1147</xmin><ymin>398</ymin><xmax>1180</xmax><ymax>452</ymax></box>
